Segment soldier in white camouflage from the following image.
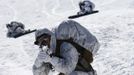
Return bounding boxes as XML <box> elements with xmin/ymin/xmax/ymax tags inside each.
<box><xmin>33</xmin><ymin>20</ymin><xmax>100</xmax><ymax>75</ymax></box>
<box><xmin>6</xmin><ymin>21</ymin><xmax>25</xmax><ymax>37</ymax></box>
<box><xmin>78</xmin><ymin>0</ymin><xmax>95</xmax><ymax>15</ymax></box>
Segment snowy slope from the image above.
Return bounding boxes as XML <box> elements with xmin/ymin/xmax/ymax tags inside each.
<box><xmin>0</xmin><ymin>0</ymin><xmax>134</xmax><ymax>75</ymax></box>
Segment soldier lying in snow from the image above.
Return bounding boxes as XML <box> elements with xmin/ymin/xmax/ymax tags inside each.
<box><xmin>6</xmin><ymin>21</ymin><xmax>36</xmax><ymax>38</ymax></box>
<box><xmin>6</xmin><ymin>21</ymin><xmax>26</xmax><ymax>38</ymax></box>
<box><xmin>33</xmin><ymin>20</ymin><xmax>100</xmax><ymax>75</ymax></box>
<box><xmin>78</xmin><ymin>0</ymin><xmax>95</xmax><ymax>15</ymax></box>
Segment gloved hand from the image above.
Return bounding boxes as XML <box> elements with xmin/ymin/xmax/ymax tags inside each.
<box><xmin>37</xmin><ymin>51</ymin><xmax>52</xmax><ymax>63</ymax></box>
<box><xmin>33</xmin><ymin>57</ymin><xmax>44</xmax><ymax>68</ymax></box>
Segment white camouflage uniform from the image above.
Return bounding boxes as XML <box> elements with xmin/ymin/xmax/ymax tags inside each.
<box><xmin>33</xmin><ymin>20</ymin><xmax>100</xmax><ymax>75</ymax></box>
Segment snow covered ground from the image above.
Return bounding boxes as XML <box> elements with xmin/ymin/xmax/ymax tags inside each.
<box><xmin>0</xmin><ymin>0</ymin><xmax>134</xmax><ymax>75</ymax></box>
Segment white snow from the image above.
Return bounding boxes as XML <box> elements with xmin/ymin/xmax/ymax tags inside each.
<box><xmin>0</xmin><ymin>0</ymin><xmax>134</xmax><ymax>75</ymax></box>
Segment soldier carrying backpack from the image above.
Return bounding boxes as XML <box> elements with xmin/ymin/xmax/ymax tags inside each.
<box><xmin>33</xmin><ymin>20</ymin><xmax>100</xmax><ymax>75</ymax></box>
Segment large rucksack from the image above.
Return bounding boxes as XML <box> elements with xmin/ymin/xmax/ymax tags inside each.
<box><xmin>55</xmin><ymin>20</ymin><xmax>100</xmax><ymax>56</ymax></box>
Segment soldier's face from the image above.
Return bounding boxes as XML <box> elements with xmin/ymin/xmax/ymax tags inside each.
<box><xmin>36</xmin><ymin>36</ymin><xmax>51</xmax><ymax>48</ymax></box>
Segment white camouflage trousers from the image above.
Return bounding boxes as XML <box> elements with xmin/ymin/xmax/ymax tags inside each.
<box><xmin>33</xmin><ymin>64</ymin><xmax>97</xmax><ymax>75</ymax></box>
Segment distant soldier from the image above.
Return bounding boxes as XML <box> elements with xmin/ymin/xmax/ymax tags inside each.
<box><xmin>6</xmin><ymin>21</ymin><xmax>26</xmax><ymax>37</ymax></box>
<box><xmin>6</xmin><ymin>21</ymin><xmax>35</xmax><ymax>38</ymax></box>
<box><xmin>78</xmin><ymin>0</ymin><xmax>95</xmax><ymax>15</ymax></box>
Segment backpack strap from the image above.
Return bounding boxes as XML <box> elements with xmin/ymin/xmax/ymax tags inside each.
<box><xmin>50</xmin><ymin>39</ymin><xmax>63</xmax><ymax>58</ymax></box>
